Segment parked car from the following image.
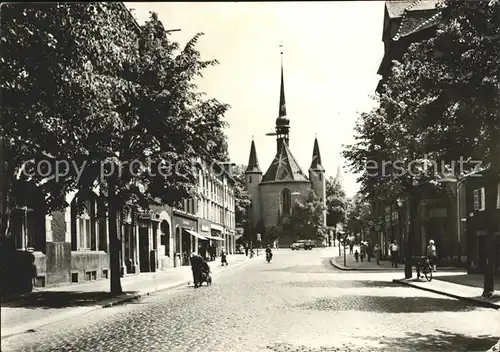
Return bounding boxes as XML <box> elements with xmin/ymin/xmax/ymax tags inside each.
<box><xmin>290</xmin><ymin>240</ymin><xmax>315</xmax><ymax>250</ymax></box>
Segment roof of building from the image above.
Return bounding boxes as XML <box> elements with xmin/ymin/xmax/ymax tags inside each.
<box><xmin>386</xmin><ymin>0</ymin><xmax>440</xmax><ymax>19</ymax></box>
<box><xmin>245</xmin><ymin>139</ymin><xmax>262</xmax><ymax>174</ymax></box>
<box><xmin>394</xmin><ymin>9</ymin><xmax>441</xmax><ymax>40</ymax></box>
<box><xmin>309</xmin><ymin>137</ymin><xmax>324</xmax><ymax>171</ymax></box>
<box><xmin>392</xmin><ymin>0</ymin><xmax>441</xmax><ymax>40</ymax></box>
<box><xmin>262</xmin><ymin>142</ymin><xmax>309</xmax><ymax>183</ymax></box>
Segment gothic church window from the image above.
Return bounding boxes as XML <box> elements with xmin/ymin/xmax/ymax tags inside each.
<box><xmin>281</xmin><ymin>188</ymin><xmax>291</xmax><ymax>216</ymax></box>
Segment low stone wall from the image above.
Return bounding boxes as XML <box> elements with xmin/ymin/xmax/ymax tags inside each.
<box><xmin>71</xmin><ymin>251</ymin><xmax>110</xmax><ymax>284</ymax></box>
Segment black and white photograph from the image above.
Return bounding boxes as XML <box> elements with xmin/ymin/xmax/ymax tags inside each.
<box><xmin>0</xmin><ymin>1</ymin><xmax>499</xmax><ymax>351</ymax></box>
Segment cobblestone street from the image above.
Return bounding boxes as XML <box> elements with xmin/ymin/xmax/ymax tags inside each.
<box><xmin>2</xmin><ymin>248</ymin><xmax>499</xmax><ymax>352</ymax></box>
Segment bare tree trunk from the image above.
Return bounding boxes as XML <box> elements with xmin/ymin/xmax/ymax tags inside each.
<box><xmin>107</xmin><ymin>175</ymin><xmax>123</xmax><ymax>295</ymax></box>
<box><xmin>482</xmin><ymin>171</ymin><xmax>498</xmax><ymax>298</ymax></box>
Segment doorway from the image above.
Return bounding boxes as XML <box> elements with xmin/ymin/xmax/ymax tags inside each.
<box><xmin>181</xmin><ymin>229</ymin><xmax>191</xmax><ymax>265</ymax></box>
<box><xmin>139</xmin><ymin>226</ymin><xmax>150</xmax><ymax>272</ymax></box>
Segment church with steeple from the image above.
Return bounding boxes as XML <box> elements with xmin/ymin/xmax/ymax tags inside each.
<box><xmin>244</xmin><ymin>47</ymin><xmax>326</xmax><ymax>245</ymax></box>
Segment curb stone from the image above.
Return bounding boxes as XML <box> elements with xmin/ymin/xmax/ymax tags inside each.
<box><xmin>392</xmin><ymin>278</ymin><xmax>500</xmax><ymax>310</ymax></box>
<box><xmin>330</xmin><ymin>258</ymin><xmax>403</xmax><ymax>272</ymax></box>
<box><xmin>1</xmin><ymin>258</ymin><xmax>251</xmax><ymax>339</ymax></box>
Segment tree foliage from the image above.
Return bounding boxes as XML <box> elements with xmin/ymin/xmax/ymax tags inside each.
<box><xmin>345</xmin><ymin>195</ymin><xmax>372</xmax><ymax>237</ymax></box>
<box><xmin>342</xmin><ymin>0</ymin><xmax>500</xmax><ymax>285</ymax></box>
<box><xmin>231</xmin><ymin>164</ymin><xmax>251</xmax><ymax>230</ymax></box>
<box><xmin>1</xmin><ymin>3</ymin><xmax>230</xmax><ymax>293</ymax></box>
<box><xmin>325</xmin><ymin>176</ymin><xmax>347</xmax><ymax>227</ymax></box>
<box><xmin>283</xmin><ymin>189</ymin><xmax>326</xmax><ymax>241</ymax></box>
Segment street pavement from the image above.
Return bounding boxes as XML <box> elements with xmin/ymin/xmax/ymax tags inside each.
<box><xmin>2</xmin><ymin>248</ymin><xmax>499</xmax><ymax>352</ymax></box>
<box><xmin>1</xmin><ymin>254</ymin><xmax>251</xmax><ymax>338</ymax></box>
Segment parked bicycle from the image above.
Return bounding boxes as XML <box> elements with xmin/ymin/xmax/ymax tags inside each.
<box><xmin>414</xmin><ymin>256</ymin><xmax>433</xmax><ymax>282</ymax></box>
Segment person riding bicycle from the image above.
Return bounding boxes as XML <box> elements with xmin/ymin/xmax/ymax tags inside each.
<box><xmin>265</xmin><ymin>245</ymin><xmax>273</xmax><ymax>261</ymax></box>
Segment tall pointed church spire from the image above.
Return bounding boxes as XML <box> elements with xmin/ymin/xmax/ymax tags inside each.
<box><xmin>335</xmin><ymin>165</ymin><xmax>343</xmax><ymax>184</ymax></box>
<box><xmin>278</xmin><ymin>47</ymin><xmax>287</xmax><ymax>118</ymax></box>
<box><xmin>245</xmin><ymin>139</ymin><xmax>261</xmax><ymax>173</ymax></box>
<box><xmin>274</xmin><ymin>43</ymin><xmax>290</xmax><ymax>153</ymax></box>
<box><xmin>310</xmin><ymin>137</ymin><xmax>324</xmax><ymax>170</ymax></box>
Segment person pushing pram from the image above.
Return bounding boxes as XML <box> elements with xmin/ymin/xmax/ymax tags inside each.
<box><xmin>199</xmin><ymin>257</ymin><xmax>212</xmax><ymax>286</ymax></box>
<box><xmin>191</xmin><ymin>252</ymin><xmax>212</xmax><ymax>287</ymax></box>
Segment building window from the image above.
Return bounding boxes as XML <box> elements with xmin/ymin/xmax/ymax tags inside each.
<box><xmin>473</xmin><ymin>188</ymin><xmax>486</xmax><ymax>211</ymax></box>
<box><xmin>249</xmin><ymin>176</ymin><xmax>252</xmax><ymax>183</ymax></box>
<box><xmin>319</xmin><ymin>173</ymin><xmax>322</xmax><ymax>180</ymax></box>
<box><xmin>73</xmin><ymin>198</ymin><xmax>98</xmax><ymax>251</ymax></box>
<box><xmin>497</xmin><ymin>182</ymin><xmax>500</xmax><ymax>210</ymax></box>
<box><xmin>281</xmin><ymin>188</ymin><xmax>292</xmax><ymax>216</ymax></box>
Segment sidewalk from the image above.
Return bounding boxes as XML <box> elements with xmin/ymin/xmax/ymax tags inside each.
<box><xmin>330</xmin><ymin>246</ymin><xmax>404</xmax><ymax>271</ymax></box>
<box><xmin>1</xmin><ymin>254</ymin><xmax>251</xmax><ymax>339</ymax></box>
<box><xmin>393</xmin><ymin>272</ymin><xmax>500</xmax><ymax>310</ymax></box>
<box><xmin>330</xmin><ymin>246</ymin><xmax>464</xmax><ymax>272</ymax></box>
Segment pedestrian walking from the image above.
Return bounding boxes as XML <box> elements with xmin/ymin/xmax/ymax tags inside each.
<box><xmin>349</xmin><ymin>243</ymin><xmax>354</xmax><ymax>255</ymax></box>
<box><xmin>244</xmin><ymin>244</ymin><xmax>249</xmax><ymax>257</ymax></box>
<box><xmin>210</xmin><ymin>245</ymin><xmax>216</xmax><ymax>261</ymax></box>
<box><xmin>367</xmin><ymin>242</ymin><xmax>372</xmax><ymax>262</ymax></box>
<box><xmin>221</xmin><ymin>249</ymin><xmax>228</xmax><ymax>266</ymax></box>
<box><xmin>374</xmin><ymin>244</ymin><xmax>381</xmax><ymax>265</ymax></box>
<box><xmin>426</xmin><ymin>239</ymin><xmax>437</xmax><ymax>272</ymax></box>
<box><xmin>389</xmin><ymin>240</ymin><xmax>399</xmax><ymax>268</ymax></box>
<box><xmin>360</xmin><ymin>245</ymin><xmax>365</xmax><ymax>262</ymax></box>
<box><xmin>354</xmin><ymin>250</ymin><xmax>359</xmax><ymax>263</ymax></box>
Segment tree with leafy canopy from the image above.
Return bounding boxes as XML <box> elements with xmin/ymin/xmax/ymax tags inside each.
<box><xmin>284</xmin><ymin>189</ymin><xmax>326</xmax><ymax>242</ymax></box>
<box><xmin>1</xmin><ymin>3</ymin><xmax>230</xmax><ymax>294</ymax></box>
<box><xmin>230</xmin><ymin>164</ymin><xmax>251</xmax><ymax>233</ymax></box>
<box><xmin>343</xmin><ymin>101</ymin><xmax>429</xmax><ymax>279</ymax></box>
<box><xmin>325</xmin><ymin>176</ymin><xmax>347</xmax><ymax>236</ymax></box>
<box><xmin>384</xmin><ymin>0</ymin><xmax>500</xmax><ymax>295</ymax></box>
<box><xmin>345</xmin><ymin>194</ymin><xmax>372</xmax><ymax>242</ymax></box>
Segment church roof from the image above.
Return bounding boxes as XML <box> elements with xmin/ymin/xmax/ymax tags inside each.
<box><xmin>309</xmin><ymin>137</ymin><xmax>324</xmax><ymax>171</ymax></box>
<box><xmin>262</xmin><ymin>142</ymin><xmax>309</xmax><ymax>183</ymax></box>
<box><xmin>386</xmin><ymin>0</ymin><xmax>439</xmax><ymax>19</ymax></box>
<box><xmin>245</xmin><ymin>139</ymin><xmax>261</xmax><ymax>173</ymax></box>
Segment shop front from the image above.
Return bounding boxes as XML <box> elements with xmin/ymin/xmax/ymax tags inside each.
<box><xmin>173</xmin><ymin>211</ymin><xmax>205</xmax><ymax>266</ymax></box>
<box><xmin>209</xmin><ymin>224</ymin><xmax>224</xmax><ymax>257</ymax></box>
<box><xmin>198</xmin><ymin>219</ymin><xmax>212</xmax><ymax>260</ymax></box>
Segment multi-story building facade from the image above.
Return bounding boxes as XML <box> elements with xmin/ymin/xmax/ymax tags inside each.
<box><xmin>171</xmin><ymin>159</ymin><xmax>236</xmax><ymax>266</ymax></box>
<box><xmin>464</xmin><ymin>169</ymin><xmax>500</xmax><ymax>275</ymax></box>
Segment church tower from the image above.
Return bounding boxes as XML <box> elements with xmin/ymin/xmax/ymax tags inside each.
<box><xmin>309</xmin><ymin>137</ymin><xmax>327</xmax><ymax>226</ymax></box>
<box><xmin>245</xmin><ymin>137</ymin><xmax>262</xmax><ymax>236</ymax></box>
<box><xmin>274</xmin><ymin>46</ymin><xmax>290</xmax><ymax>152</ymax></box>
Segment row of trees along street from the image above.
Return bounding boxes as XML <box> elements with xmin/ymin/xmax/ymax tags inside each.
<box><xmin>1</xmin><ymin>3</ymin><xmax>231</xmax><ymax>294</ymax></box>
<box><xmin>343</xmin><ymin>0</ymin><xmax>499</xmax><ymax>297</ymax></box>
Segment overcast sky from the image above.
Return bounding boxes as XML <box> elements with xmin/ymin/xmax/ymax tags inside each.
<box><xmin>126</xmin><ymin>1</ymin><xmax>384</xmax><ymax>197</ymax></box>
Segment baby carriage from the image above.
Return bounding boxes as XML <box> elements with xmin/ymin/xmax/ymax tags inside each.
<box><xmin>199</xmin><ymin>261</ymin><xmax>212</xmax><ymax>286</ymax></box>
